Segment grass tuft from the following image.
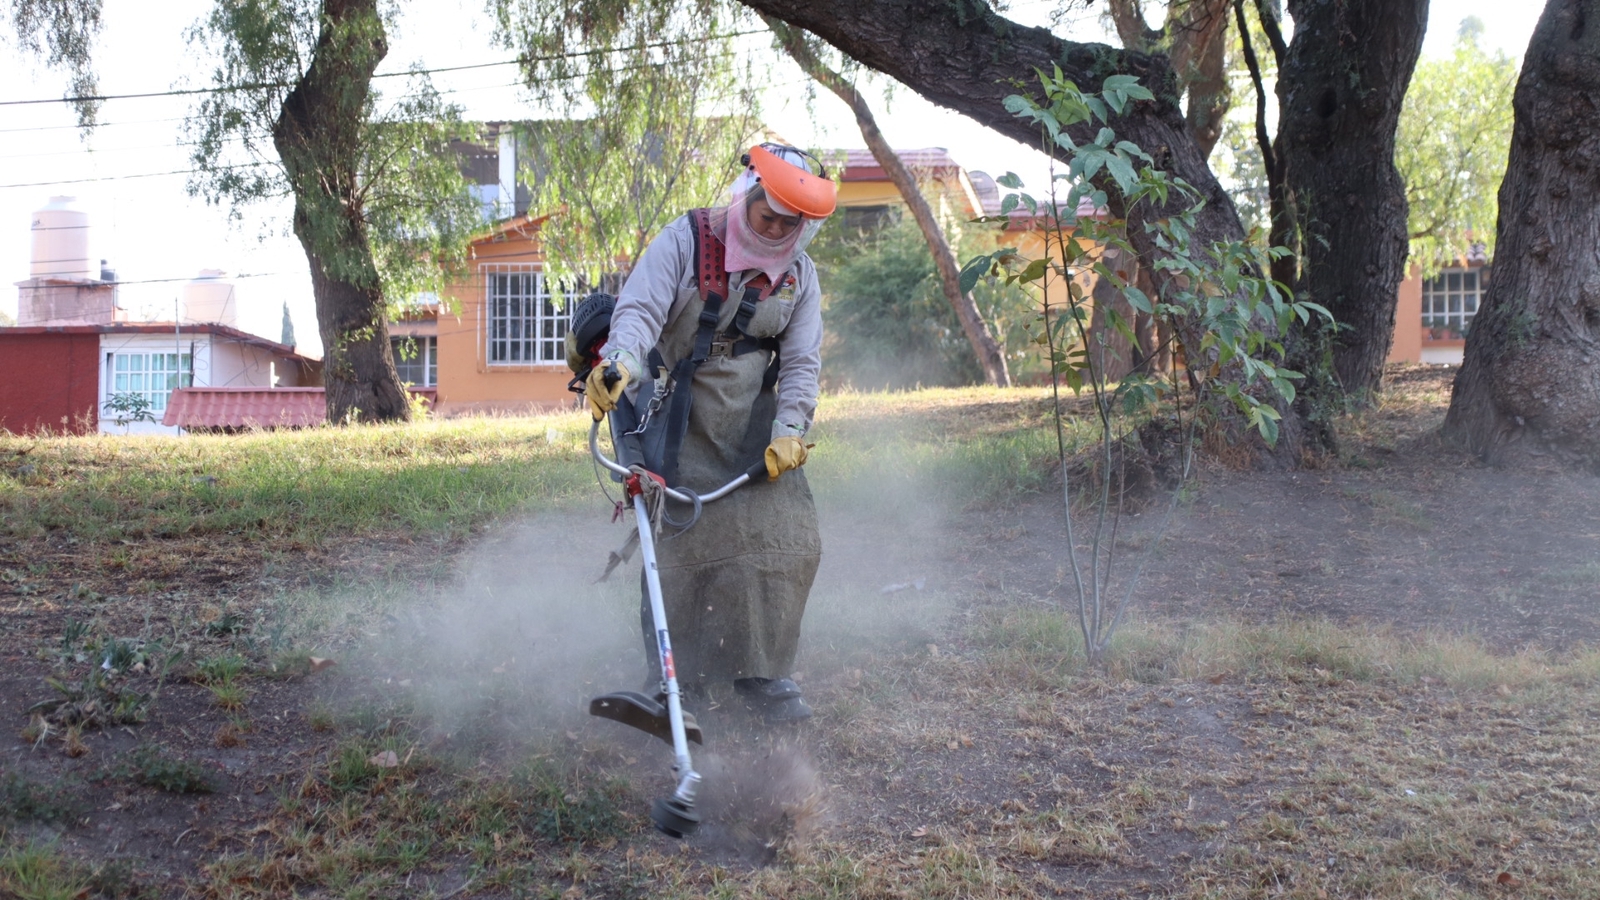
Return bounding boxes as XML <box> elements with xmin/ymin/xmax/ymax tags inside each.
<box><xmin>126</xmin><ymin>745</ymin><xmax>217</xmax><ymax>794</ymax></box>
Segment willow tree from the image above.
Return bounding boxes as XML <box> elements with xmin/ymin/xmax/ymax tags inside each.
<box><xmin>186</xmin><ymin>0</ymin><xmax>479</xmax><ymax>423</ymax></box>
<box><xmin>1445</xmin><ymin>0</ymin><xmax>1600</xmax><ymax>471</ymax></box>
<box><xmin>492</xmin><ymin>0</ymin><xmax>759</xmax><ymax>291</ymax></box>
<box><xmin>1395</xmin><ymin>19</ymin><xmax>1517</xmax><ymax>269</ymax></box>
<box><xmin>765</xmin><ymin>18</ymin><xmax>1011</xmax><ymax>386</ymax></box>
<box><xmin>8</xmin><ymin>0</ymin><xmax>102</xmax><ymax>125</ymax></box>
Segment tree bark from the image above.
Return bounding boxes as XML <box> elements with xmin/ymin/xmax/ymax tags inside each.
<box><xmin>1107</xmin><ymin>0</ymin><xmax>1233</xmax><ymax>155</ymax></box>
<box><xmin>271</xmin><ymin>0</ymin><xmax>409</xmax><ymax>424</ymax></box>
<box><xmin>740</xmin><ymin>0</ymin><xmax>1302</xmax><ymax>465</ymax></box>
<box><xmin>1236</xmin><ymin>0</ymin><xmax>1298</xmax><ymax>290</ymax></box>
<box><xmin>765</xmin><ymin>18</ymin><xmax>1012</xmax><ymax>387</ymax></box>
<box><xmin>1277</xmin><ymin>0</ymin><xmax>1427</xmax><ymax>404</ymax></box>
<box><xmin>1444</xmin><ymin>0</ymin><xmax>1600</xmax><ymax>471</ymax></box>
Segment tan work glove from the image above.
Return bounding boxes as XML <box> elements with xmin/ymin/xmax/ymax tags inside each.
<box><xmin>764</xmin><ymin>435</ymin><xmax>811</xmax><ymax>481</ymax></box>
<box><xmin>585</xmin><ymin>358</ymin><xmax>630</xmax><ymax>421</ymax></box>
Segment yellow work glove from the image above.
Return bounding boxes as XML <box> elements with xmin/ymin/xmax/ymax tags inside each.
<box><xmin>764</xmin><ymin>435</ymin><xmax>811</xmax><ymax>481</ymax></box>
<box><xmin>585</xmin><ymin>358</ymin><xmax>630</xmax><ymax>421</ymax></box>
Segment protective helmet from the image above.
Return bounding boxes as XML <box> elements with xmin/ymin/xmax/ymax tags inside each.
<box><xmin>741</xmin><ymin>144</ymin><xmax>836</xmax><ymax>219</ymax></box>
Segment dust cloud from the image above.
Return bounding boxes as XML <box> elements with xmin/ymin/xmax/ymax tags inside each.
<box><xmin>346</xmin><ymin>447</ymin><xmax>961</xmax><ymax>850</ymax></box>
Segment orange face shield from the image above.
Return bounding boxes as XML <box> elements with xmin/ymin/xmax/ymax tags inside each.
<box><xmin>743</xmin><ymin>144</ymin><xmax>837</xmax><ymax>220</ymax></box>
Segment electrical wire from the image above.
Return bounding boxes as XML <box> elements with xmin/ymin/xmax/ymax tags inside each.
<box><xmin>0</xmin><ymin>28</ymin><xmax>767</xmax><ymax>109</ymax></box>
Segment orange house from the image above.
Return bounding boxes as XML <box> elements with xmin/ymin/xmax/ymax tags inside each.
<box><xmin>1386</xmin><ymin>259</ymin><xmax>1485</xmax><ymax>366</ymax></box>
<box><xmin>411</xmin><ymin>213</ymin><xmax>579</xmax><ymax>417</ymax></box>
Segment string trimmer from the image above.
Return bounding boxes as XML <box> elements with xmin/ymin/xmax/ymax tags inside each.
<box><xmin>585</xmin><ymin>409</ymin><xmax>766</xmax><ymax>838</ymax></box>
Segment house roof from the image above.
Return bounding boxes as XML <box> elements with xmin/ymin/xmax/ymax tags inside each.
<box><xmin>834</xmin><ymin>147</ymin><xmax>963</xmax><ymax>182</ymax></box>
<box><xmin>162</xmin><ymin>387</ymin><xmax>326</xmax><ymax>429</ymax></box>
<box><xmin>161</xmin><ymin>386</ymin><xmax>438</xmax><ymax>429</ymax></box>
<box><xmin>0</xmin><ymin>322</ymin><xmax>319</xmax><ymax>362</ymax></box>
<box><xmin>471</xmin><ymin>211</ymin><xmax>553</xmax><ymax>245</ymax></box>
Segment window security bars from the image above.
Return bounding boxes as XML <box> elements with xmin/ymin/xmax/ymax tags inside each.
<box><xmin>1421</xmin><ymin>268</ymin><xmax>1482</xmax><ymax>338</ymax></box>
<box><xmin>392</xmin><ymin>336</ymin><xmax>437</xmax><ymax>386</ymax></box>
<box><xmin>112</xmin><ymin>352</ymin><xmax>192</xmax><ymax>412</ymax></box>
<box><xmin>484</xmin><ymin>265</ymin><xmax>568</xmax><ymax>365</ymax></box>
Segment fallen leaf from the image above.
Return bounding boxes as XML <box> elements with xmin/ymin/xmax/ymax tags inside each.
<box><xmin>911</xmin><ymin>826</ymin><xmax>928</xmax><ymax>838</ymax></box>
<box><xmin>308</xmin><ymin>657</ymin><xmax>337</xmax><ymax>674</ymax></box>
<box><xmin>368</xmin><ymin>750</ymin><xmax>399</xmax><ymax>768</ymax></box>
<box><xmin>1207</xmin><ymin>672</ymin><xmax>1228</xmax><ymax>684</ymax></box>
<box><xmin>946</xmin><ymin>740</ymin><xmax>960</xmax><ymax>751</ymax></box>
<box><xmin>1496</xmin><ymin>872</ymin><xmax>1522</xmax><ymax>887</ymax></box>
<box><xmin>959</xmin><ymin>735</ymin><xmax>974</xmax><ymax>748</ymax></box>
<box><xmin>1496</xmin><ymin>684</ymin><xmax>1512</xmax><ymax>697</ymax></box>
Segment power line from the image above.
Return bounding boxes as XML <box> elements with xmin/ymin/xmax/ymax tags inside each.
<box><xmin>17</xmin><ymin>271</ymin><xmax>280</xmax><ymax>286</ymax></box>
<box><xmin>0</xmin><ymin>29</ymin><xmax>766</xmax><ymax>109</ymax></box>
<box><xmin>0</xmin><ymin>161</ymin><xmax>273</xmax><ymax>190</ymax></box>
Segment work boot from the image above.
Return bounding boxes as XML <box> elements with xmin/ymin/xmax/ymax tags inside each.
<box><xmin>734</xmin><ymin>677</ymin><xmax>812</xmax><ymax>725</ymax></box>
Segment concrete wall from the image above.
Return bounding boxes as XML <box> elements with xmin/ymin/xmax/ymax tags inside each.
<box><xmin>0</xmin><ymin>331</ymin><xmax>101</xmax><ymax>433</ymax></box>
<box><xmin>1388</xmin><ymin>266</ymin><xmax>1423</xmax><ymax>364</ymax></box>
<box><xmin>16</xmin><ymin>280</ymin><xmax>122</xmax><ymax>326</ymax></box>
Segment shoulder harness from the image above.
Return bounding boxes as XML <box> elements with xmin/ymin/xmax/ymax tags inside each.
<box><xmin>643</xmin><ymin>208</ymin><xmax>787</xmax><ymax>485</ymax></box>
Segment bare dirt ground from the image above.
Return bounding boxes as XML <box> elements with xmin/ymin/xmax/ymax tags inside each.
<box><xmin>3</xmin><ymin>364</ymin><xmax>1598</xmax><ymax>897</ymax></box>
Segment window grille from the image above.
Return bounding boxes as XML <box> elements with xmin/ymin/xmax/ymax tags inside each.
<box><xmin>111</xmin><ymin>352</ymin><xmax>192</xmax><ymax>412</ymax></box>
<box><xmin>484</xmin><ymin>265</ymin><xmax>567</xmax><ymax>364</ymax></box>
<box><xmin>392</xmin><ymin>336</ymin><xmax>437</xmax><ymax>386</ymax></box>
<box><xmin>1421</xmin><ymin>268</ymin><xmax>1482</xmax><ymax>337</ymax></box>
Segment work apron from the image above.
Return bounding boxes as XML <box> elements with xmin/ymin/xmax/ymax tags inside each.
<box><xmin>634</xmin><ymin>268</ymin><xmax>821</xmax><ymax>687</ymax></box>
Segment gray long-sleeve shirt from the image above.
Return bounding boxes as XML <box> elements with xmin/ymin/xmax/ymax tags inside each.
<box><xmin>600</xmin><ymin>213</ymin><xmax>823</xmax><ymax>437</ymax></box>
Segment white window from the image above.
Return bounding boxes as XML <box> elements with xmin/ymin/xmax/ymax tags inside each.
<box><xmin>1421</xmin><ymin>267</ymin><xmax>1482</xmax><ymax>338</ymax></box>
<box><xmin>110</xmin><ymin>352</ymin><xmax>192</xmax><ymax>412</ymax></box>
<box><xmin>484</xmin><ymin>265</ymin><xmax>567</xmax><ymax>365</ymax></box>
<box><xmin>392</xmin><ymin>336</ymin><xmax>437</xmax><ymax>386</ymax></box>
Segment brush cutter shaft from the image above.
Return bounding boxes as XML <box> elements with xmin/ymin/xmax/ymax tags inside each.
<box><xmin>632</xmin><ymin>496</ymin><xmax>697</xmax><ymax>790</ymax></box>
<box><xmin>589</xmin><ymin>421</ymin><xmax>765</xmax><ymax>501</ymax></box>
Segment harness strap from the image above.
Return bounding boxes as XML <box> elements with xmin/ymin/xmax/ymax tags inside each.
<box><xmin>644</xmin><ymin>209</ymin><xmax>786</xmax><ymax>485</ymax></box>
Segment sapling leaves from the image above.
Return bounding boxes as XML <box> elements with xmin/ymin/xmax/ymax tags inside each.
<box><xmin>990</xmin><ymin>67</ymin><xmax>1335</xmax><ymax>667</ymax></box>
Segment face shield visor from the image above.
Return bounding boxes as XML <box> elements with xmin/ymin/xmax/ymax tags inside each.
<box><xmin>718</xmin><ymin>144</ymin><xmax>835</xmax><ymax>284</ymax></box>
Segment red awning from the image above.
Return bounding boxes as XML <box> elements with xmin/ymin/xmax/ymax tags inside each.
<box><xmin>162</xmin><ymin>387</ymin><xmax>326</xmax><ymax>429</ymax></box>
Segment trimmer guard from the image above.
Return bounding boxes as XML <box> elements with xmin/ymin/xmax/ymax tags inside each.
<box><xmin>589</xmin><ymin>691</ymin><xmax>703</xmax><ymax>746</ymax></box>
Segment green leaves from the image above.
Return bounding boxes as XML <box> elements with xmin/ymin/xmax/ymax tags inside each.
<box><xmin>991</xmin><ymin>68</ymin><xmax>1334</xmax><ymax>447</ymax></box>
<box><xmin>1396</xmin><ymin>30</ymin><xmax>1517</xmax><ymax>270</ymax></box>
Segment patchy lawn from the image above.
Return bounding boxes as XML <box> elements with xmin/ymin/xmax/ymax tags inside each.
<box><xmin>2</xmin><ymin>365</ymin><xmax>1598</xmax><ymax>899</ymax></box>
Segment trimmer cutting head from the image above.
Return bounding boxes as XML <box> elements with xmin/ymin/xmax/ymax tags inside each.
<box><xmin>588</xmin><ymin>691</ymin><xmax>703</xmax><ymax>746</ymax></box>
<box><xmin>651</xmin><ymin>796</ymin><xmax>701</xmax><ymax>838</ymax></box>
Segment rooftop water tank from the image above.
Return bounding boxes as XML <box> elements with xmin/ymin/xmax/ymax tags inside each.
<box><xmin>30</xmin><ymin>196</ymin><xmax>93</xmax><ymax>281</ymax></box>
<box><xmin>182</xmin><ymin>269</ymin><xmax>238</xmax><ymax>326</ymax></box>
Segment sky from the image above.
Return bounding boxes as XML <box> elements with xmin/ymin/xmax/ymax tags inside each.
<box><xmin>0</xmin><ymin>1</ymin><xmax>1537</xmax><ymax>356</ymax></box>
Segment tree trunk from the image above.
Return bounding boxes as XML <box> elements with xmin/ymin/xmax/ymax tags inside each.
<box><xmin>740</xmin><ymin>0</ymin><xmax>1303</xmax><ymax>466</ymax></box>
<box><xmin>271</xmin><ymin>0</ymin><xmax>409</xmax><ymax>424</ymax></box>
<box><xmin>1107</xmin><ymin>0</ymin><xmax>1233</xmax><ymax>154</ymax></box>
<box><xmin>1444</xmin><ymin>0</ymin><xmax>1600</xmax><ymax>471</ymax></box>
<box><xmin>765</xmin><ymin>18</ymin><xmax>1011</xmax><ymax>387</ymax></box>
<box><xmin>1277</xmin><ymin>0</ymin><xmax>1427</xmax><ymax>404</ymax></box>
<box><xmin>1183</xmin><ymin>16</ymin><xmax>1231</xmax><ymax>159</ymax></box>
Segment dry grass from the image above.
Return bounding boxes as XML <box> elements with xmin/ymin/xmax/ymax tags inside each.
<box><xmin>10</xmin><ymin>367</ymin><xmax>1600</xmax><ymax>898</ymax></box>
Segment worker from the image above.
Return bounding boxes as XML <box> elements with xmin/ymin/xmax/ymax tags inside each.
<box><xmin>587</xmin><ymin>144</ymin><xmax>835</xmax><ymax>725</ymax></box>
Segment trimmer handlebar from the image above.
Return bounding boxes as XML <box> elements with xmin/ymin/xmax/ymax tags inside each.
<box><xmin>589</xmin><ymin>420</ymin><xmax>761</xmax><ymax>502</ymax></box>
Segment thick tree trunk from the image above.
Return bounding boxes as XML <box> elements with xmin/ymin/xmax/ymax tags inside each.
<box><xmin>271</xmin><ymin>0</ymin><xmax>408</xmax><ymax>424</ymax></box>
<box><xmin>741</xmin><ymin>0</ymin><xmax>1302</xmax><ymax>466</ymax></box>
<box><xmin>1277</xmin><ymin>0</ymin><xmax>1427</xmax><ymax>404</ymax></box>
<box><xmin>1445</xmin><ymin>0</ymin><xmax>1600</xmax><ymax>471</ymax></box>
<box><xmin>766</xmin><ymin>19</ymin><xmax>1011</xmax><ymax>386</ymax></box>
